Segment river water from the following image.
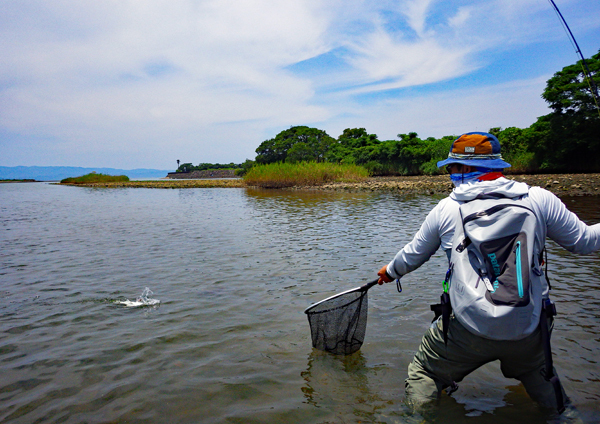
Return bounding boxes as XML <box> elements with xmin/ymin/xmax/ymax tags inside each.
<box><xmin>1</xmin><ymin>182</ymin><xmax>599</xmax><ymax>423</ymax></box>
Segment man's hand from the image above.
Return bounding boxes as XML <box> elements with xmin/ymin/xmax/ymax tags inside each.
<box><xmin>377</xmin><ymin>265</ymin><xmax>394</xmax><ymax>285</ymax></box>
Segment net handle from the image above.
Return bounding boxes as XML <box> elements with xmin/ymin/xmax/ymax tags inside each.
<box><xmin>304</xmin><ymin>278</ymin><xmax>379</xmax><ymax>314</ymax></box>
<box><xmin>361</xmin><ymin>279</ymin><xmax>379</xmax><ymax>291</ymax></box>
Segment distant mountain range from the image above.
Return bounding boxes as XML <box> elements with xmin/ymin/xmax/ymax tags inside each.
<box><xmin>0</xmin><ymin>166</ymin><xmax>173</xmax><ymax>181</ymax></box>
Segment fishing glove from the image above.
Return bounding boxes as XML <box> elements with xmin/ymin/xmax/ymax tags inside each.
<box><xmin>377</xmin><ymin>265</ymin><xmax>394</xmax><ymax>285</ymax></box>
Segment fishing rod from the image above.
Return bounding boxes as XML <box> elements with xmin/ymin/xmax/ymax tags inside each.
<box><xmin>547</xmin><ymin>0</ymin><xmax>600</xmax><ymax>116</ymax></box>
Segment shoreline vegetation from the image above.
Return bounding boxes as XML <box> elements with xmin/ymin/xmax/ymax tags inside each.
<box><xmin>60</xmin><ymin>173</ymin><xmax>129</xmax><ymax>184</ymax></box>
<box><xmin>59</xmin><ymin>171</ymin><xmax>600</xmax><ymax>197</ymax></box>
<box><xmin>243</xmin><ymin>162</ymin><xmax>369</xmax><ymax>188</ymax></box>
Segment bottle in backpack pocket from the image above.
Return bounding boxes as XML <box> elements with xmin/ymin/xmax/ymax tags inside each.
<box><xmin>479</xmin><ymin>231</ymin><xmax>530</xmax><ymax>307</ymax></box>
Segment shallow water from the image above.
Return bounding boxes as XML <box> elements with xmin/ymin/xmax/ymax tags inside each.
<box><xmin>1</xmin><ymin>183</ymin><xmax>599</xmax><ymax>423</ymax></box>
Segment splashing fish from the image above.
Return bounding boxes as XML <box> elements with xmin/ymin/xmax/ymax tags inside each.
<box><xmin>116</xmin><ymin>287</ymin><xmax>160</xmax><ymax>307</ymax></box>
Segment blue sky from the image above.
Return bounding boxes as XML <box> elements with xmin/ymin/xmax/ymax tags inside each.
<box><xmin>1</xmin><ymin>0</ymin><xmax>599</xmax><ymax>170</ymax></box>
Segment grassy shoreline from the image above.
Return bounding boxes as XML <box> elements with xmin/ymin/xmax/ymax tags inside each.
<box><xmin>59</xmin><ymin>173</ymin><xmax>600</xmax><ymax>196</ymax></box>
<box><xmin>61</xmin><ymin>173</ymin><xmax>129</xmax><ymax>184</ymax></box>
<box><xmin>243</xmin><ymin>162</ymin><xmax>369</xmax><ymax>188</ymax></box>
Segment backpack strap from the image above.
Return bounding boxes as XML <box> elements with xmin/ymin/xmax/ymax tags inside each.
<box><xmin>539</xmin><ymin>299</ymin><xmax>565</xmax><ymax>414</ymax></box>
<box><xmin>541</xmin><ymin>246</ymin><xmax>553</xmax><ymax>290</ymax></box>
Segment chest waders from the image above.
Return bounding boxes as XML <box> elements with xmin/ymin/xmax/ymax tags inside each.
<box><xmin>540</xmin><ymin>295</ymin><xmax>565</xmax><ymax>413</ymax></box>
<box><xmin>535</xmin><ymin>248</ymin><xmax>565</xmax><ymax>413</ymax></box>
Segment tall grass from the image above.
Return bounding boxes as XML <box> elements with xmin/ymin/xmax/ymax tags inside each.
<box><xmin>61</xmin><ymin>173</ymin><xmax>130</xmax><ymax>184</ymax></box>
<box><xmin>243</xmin><ymin>162</ymin><xmax>369</xmax><ymax>188</ymax></box>
<box><xmin>504</xmin><ymin>151</ymin><xmax>537</xmax><ymax>174</ymax></box>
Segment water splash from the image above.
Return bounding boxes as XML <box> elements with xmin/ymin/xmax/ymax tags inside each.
<box><xmin>116</xmin><ymin>287</ymin><xmax>160</xmax><ymax>307</ymax></box>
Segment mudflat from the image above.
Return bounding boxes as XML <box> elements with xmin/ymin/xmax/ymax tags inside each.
<box><xmin>306</xmin><ymin>173</ymin><xmax>600</xmax><ymax>196</ymax></box>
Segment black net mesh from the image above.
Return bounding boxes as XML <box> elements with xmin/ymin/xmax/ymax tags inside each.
<box><xmin>305</xmin><ymin>289</ymin><xmax>369</xmax><ymax>355</ymax></box>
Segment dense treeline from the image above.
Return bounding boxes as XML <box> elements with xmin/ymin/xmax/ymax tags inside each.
<box><xmin>184</xmin><ymin>51</ymin><xmax>600</xmax><ymax>176</ymax></box>
<box><xmin>253</xmin><ymin>127</ymin><xmax>455</xmax><ymax>176</ymax></box>
<box><xmin>175</xmin><ymin>162</ymin><xmax>242</xmax><ymax>173</ymax></box>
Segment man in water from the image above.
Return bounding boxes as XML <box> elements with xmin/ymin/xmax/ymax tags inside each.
<box><xmin>376</xmin><ymin>132</ymin><xmax>600</xmax><ymax>411</ymax></box>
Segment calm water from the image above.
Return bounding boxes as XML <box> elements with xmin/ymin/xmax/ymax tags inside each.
<box><xmin>1</xmin><ymin>183</ymin><xmax>599</xmax><ymax>424</ymax></box>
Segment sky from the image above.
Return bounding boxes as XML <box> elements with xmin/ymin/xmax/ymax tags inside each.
<box><xmin>1</xmin><ymin>0</ymin><xmax>599</xmax><ymax>170</ymax></box>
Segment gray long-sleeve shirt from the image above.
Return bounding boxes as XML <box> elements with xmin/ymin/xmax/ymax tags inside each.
<box><xmin>386</xmin><ymin>178</ymin><xmax>600</xmax><ymax>279</ymax></box>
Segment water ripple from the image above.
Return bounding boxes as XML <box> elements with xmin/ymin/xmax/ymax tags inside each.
<box><xmin>0</xmin><ymin>183</ymin><xmax>599</xmax><ymax>423</ymax></box>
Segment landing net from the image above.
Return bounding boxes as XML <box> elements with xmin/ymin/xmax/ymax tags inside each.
<box><xmin>305</xmin><ymin>286</ymin><xmax>370</xmax><ymax>355</ymax></box>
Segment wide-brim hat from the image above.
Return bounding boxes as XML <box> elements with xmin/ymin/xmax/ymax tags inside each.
<box><xmin>437</xmin><ymin>132</ymin><xmax>511</xmax><ymax>169</ymax></box>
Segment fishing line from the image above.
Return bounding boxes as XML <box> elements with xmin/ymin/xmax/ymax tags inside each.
<box><xmin>547</xmin><ymin>0</ymin><xmax>600</xmax><ymax>117</ymax></box>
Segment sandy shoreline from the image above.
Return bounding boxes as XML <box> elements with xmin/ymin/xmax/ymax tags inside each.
<box><xmin>60</xmin><ymin>173</ymin><xmax>600</xmax><ymax>196</ymax></box>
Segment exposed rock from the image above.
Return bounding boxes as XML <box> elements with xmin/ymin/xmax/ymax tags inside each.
<box><xmin>295</xmin><ymin>174</ymin><xmax>600</xmax><ymax>197</ymax></box>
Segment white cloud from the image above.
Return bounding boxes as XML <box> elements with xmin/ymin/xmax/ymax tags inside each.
<box><xmin>345</xmin><ymin>30</ymin><xmax>474</xmax><ymax>91</ymax></box>
<box><xmin>325</xmin><ymin>76</ymin><xmax>552</xmax><ymax>141</ymax></box>
<box><xmin>0</xmin><ymin>0</ymin><xmax>598</xmax><ymax>167</ymax></box>
<box><xmin>400</xmin><ymin>0</ymin><xmax>436</xmax><ymax>38</ymax></box>
<box><xmin>448</xmin><ymin>7</ymin><xmax>471</xmax><ymax>29</ymax></box>
<box><xmin>0</xmin><ymin>1</ymin><xmax>334</xmax><ymax>158</ymax></box>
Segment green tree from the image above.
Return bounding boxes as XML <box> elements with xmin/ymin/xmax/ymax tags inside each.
<box><xmin>286</xmin><ymin>143</ymin><xmax>315</xmax><ymax>163</ymax></box>
<box><xmin>420</xmin><ymin>135</ymin><xmax>455</xmax><ymax>175</ymax></box>
<box><xmin>326</xmin><ymin>128</ymin><xmax>380</xmax><ymax>164</ymax></box>
<box><xmin>534</xmin><ymin>50</ymin><xmax>600</xmax><ymax>171</ymax></box>
<box><xmin>492</xmin><ymin>127</ymin><xmax>536</xmax><ymax>173</ymax></box>
<box><xmin>543</xmin><ymin>50</ymin><xmax>600</xmax><ymax>118</ymax></box>
<box><xmin>176</xmin><ymin>162</ymin><xmax>242</xmax><ymax>173</ymax></box>
<box><xmin>369</xmin><ymin>132</ymin><xmax>430</xmax><ymax>175</ymax></box>
<box><xmin>235</xmin><ymin>159</ymin><xmax>256</xmax><ymax>176</ymax></box>
<box><xmin>177</xmin><ymin>162</ymin><xmax>193</xmax><ymax>173</ymax></box>
<box><xmin>338</xmin><ymin>128</ymin><xmax>380</xmax><ymax>149</ymax></box>
<box><xmin>255</xmin><ymin>126</ymin><xmax>335</xmax><ymax>164</ymax></box>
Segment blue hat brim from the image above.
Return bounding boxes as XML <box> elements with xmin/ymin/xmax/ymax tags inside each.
<box><xmin>437</xmin><ymin>157</ymin><xmax>511</xmax><ymax>169</ymax></box>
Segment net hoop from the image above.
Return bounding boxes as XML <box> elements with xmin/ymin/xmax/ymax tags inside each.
<box><xmin>304</xmin><ymin>280</ymin><xmax>378</xmax><ymax>315</ymax></box>
<box><xmin>304</xmin><ymin>279</ymin><xmax>378</xmax><ymax>355</ymax></box>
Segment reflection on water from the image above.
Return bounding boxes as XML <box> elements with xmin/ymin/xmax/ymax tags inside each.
<box><xmin>0</xmin><ymin>183</ymin><xmax>599</xmax><ymax>423</ymax></box>
<box><xmin>301</xmin><ymin>350</ymin><xmax>406</xmax><ymax>422</ymax></box>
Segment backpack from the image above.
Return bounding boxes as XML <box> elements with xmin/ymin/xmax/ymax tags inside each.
<box><xmin>448</xmin><ymin>191</ymin><xmax>546</xmax><ymax>340</ymax></box>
